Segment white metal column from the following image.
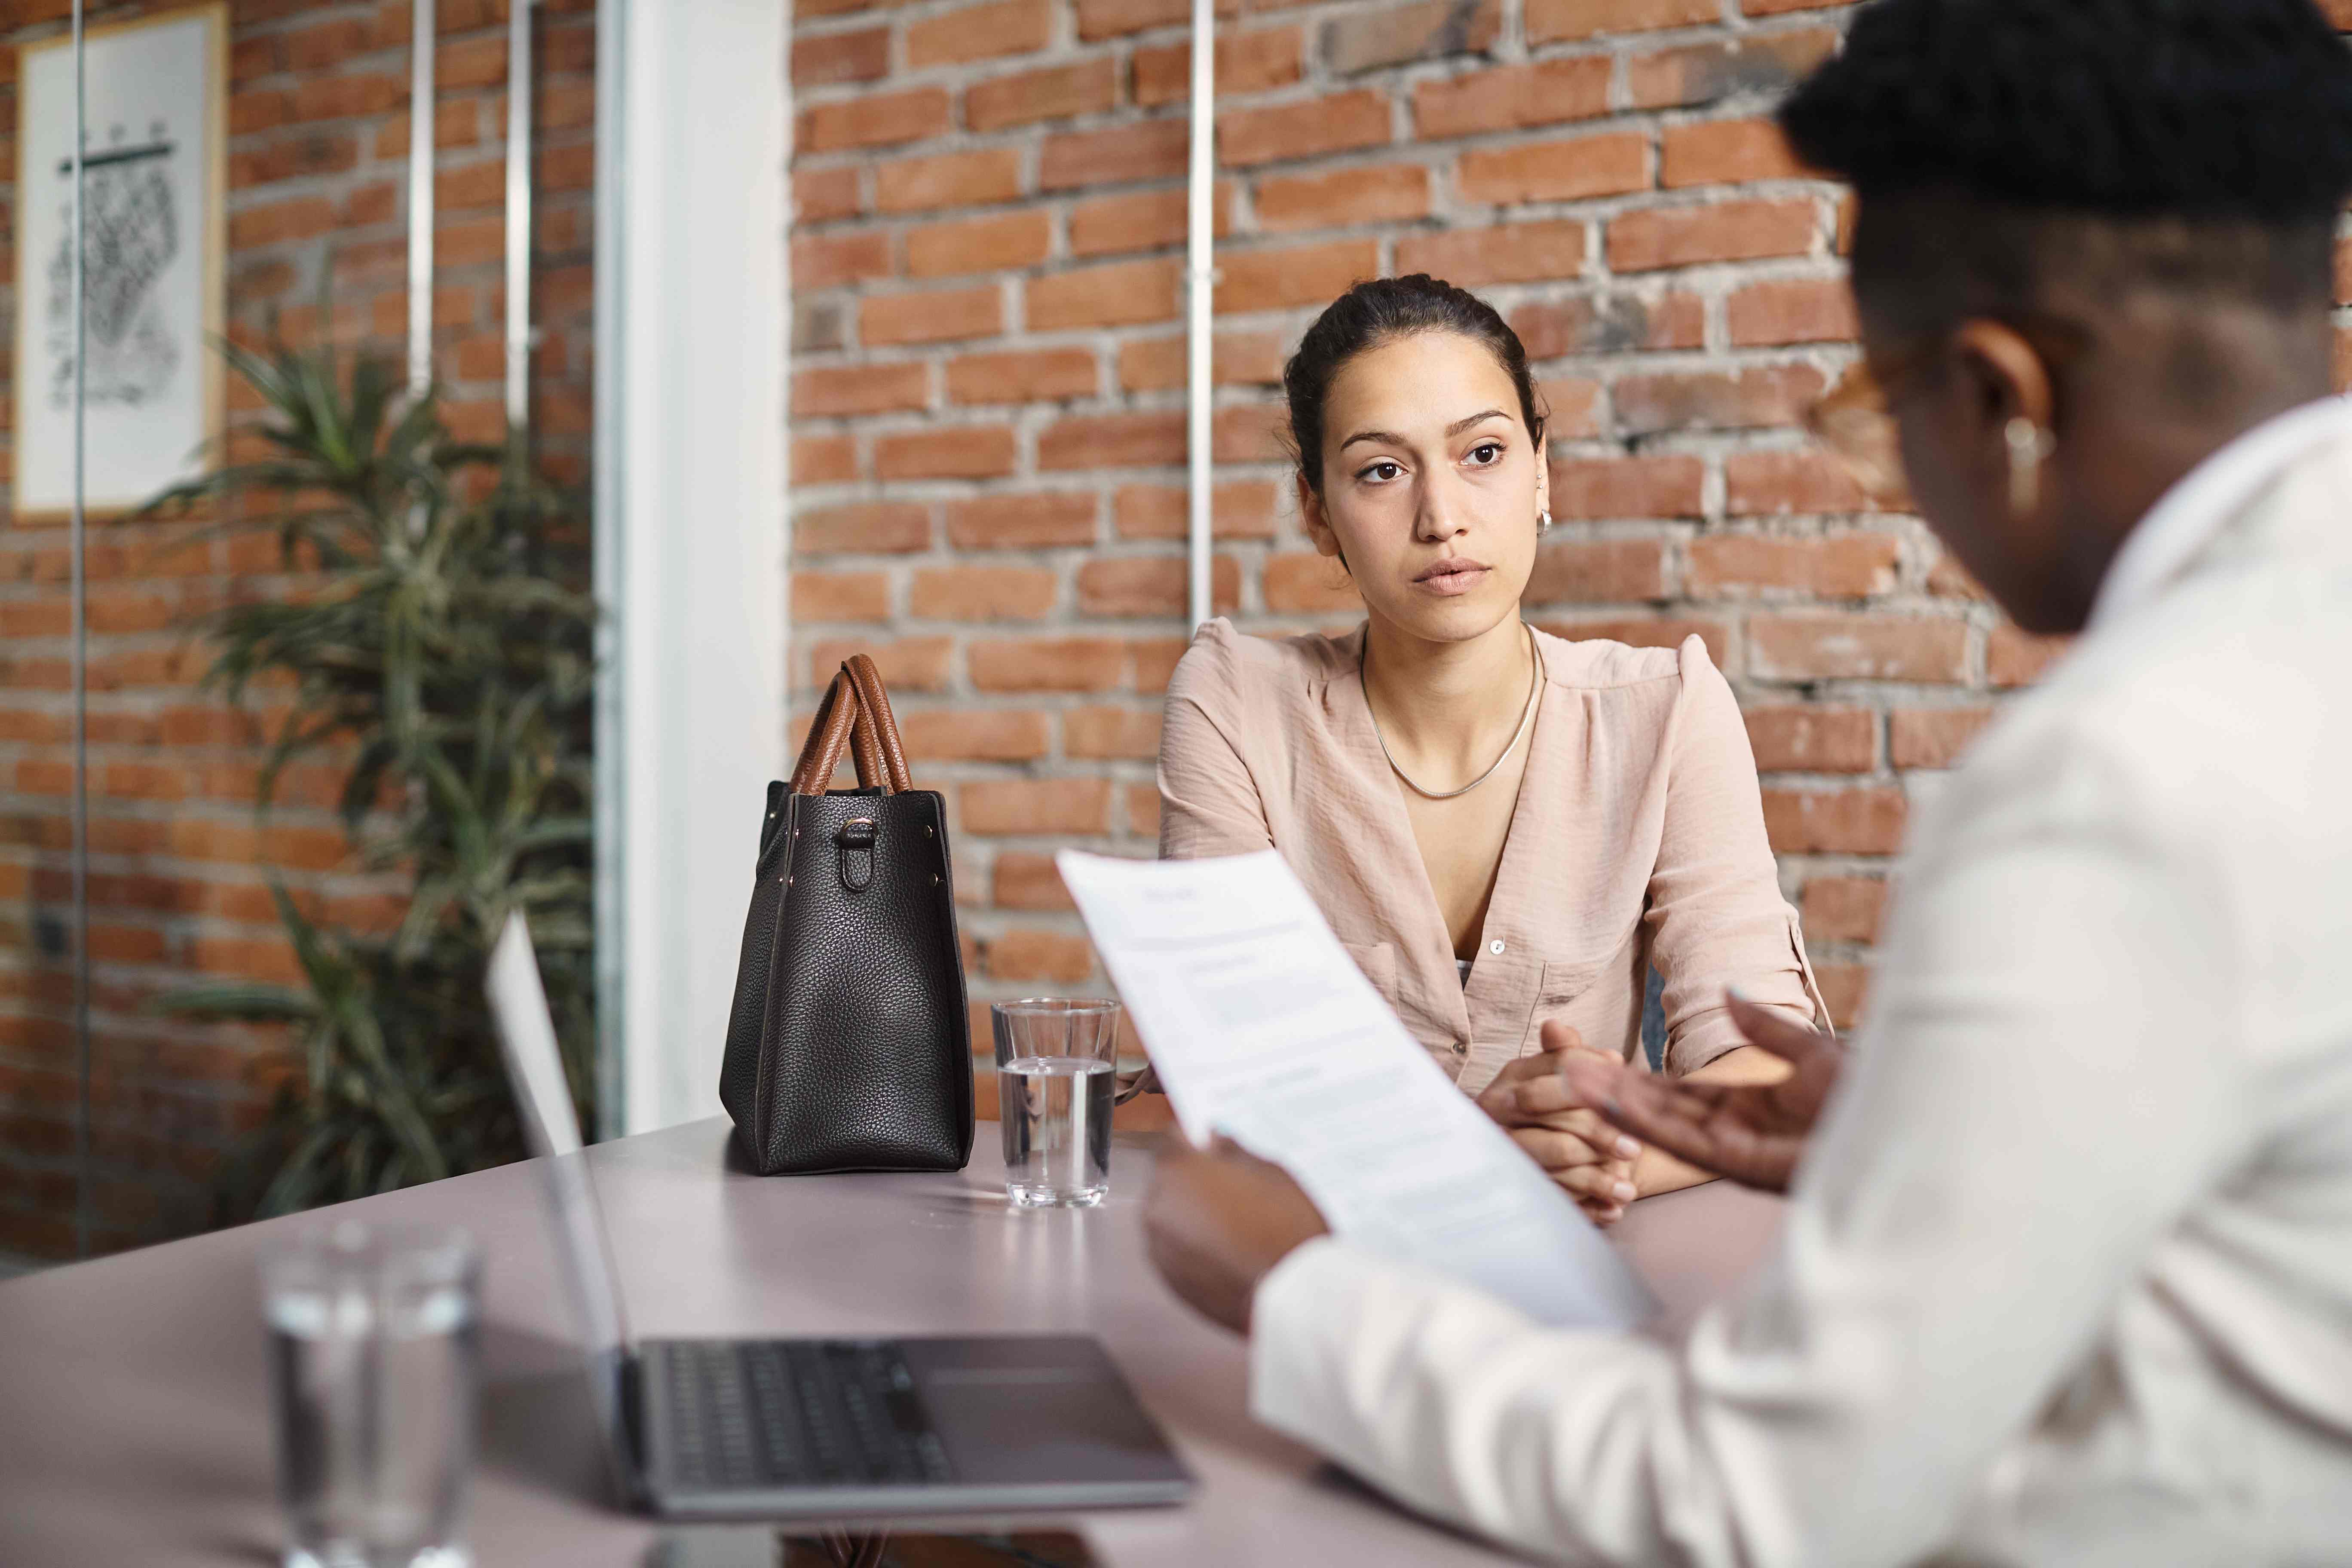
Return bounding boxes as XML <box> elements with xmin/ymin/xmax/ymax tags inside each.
<box><xmin>593</xmin><ymin>0</ymin><xmax>791</xmax><ymax>1136</ymax></box>
<box><xmin>1185</xmin><ymin>0</ymin><xmax>1216</xmax><ymax>630</ymax></box>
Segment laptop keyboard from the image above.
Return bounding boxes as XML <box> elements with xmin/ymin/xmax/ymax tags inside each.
<box><xmin>662</xmin><ymin>1339</ymin><xmax>956</xmax><ymax>1491</ymax></box>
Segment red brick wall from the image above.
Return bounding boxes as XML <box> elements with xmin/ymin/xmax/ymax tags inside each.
<box><xmin>0</xmin><ymin>0</ymin><xmax>594</xmax><ymax>1262</ymax></box>
<box><xmin>787</xmin><ymin>0</ymin><xmax>2083</xmax><ymax>1099</ymax></box>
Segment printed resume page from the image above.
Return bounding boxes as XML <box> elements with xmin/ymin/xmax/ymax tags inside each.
<box><xmin>1057</xmin><ymin>848</ymin><xmax>1654</xmax><ymax>1330</ymax></box>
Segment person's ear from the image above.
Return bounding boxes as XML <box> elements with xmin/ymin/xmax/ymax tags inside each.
<box><xmin>1298</xmin><ymin>473</ymin><xmax>1342</xmax><ymax>561</ymax></box>
<box><xmin>1532</xmin><ymin>428</ymin><xmax>1552</xmax><ymax>529</ymax></box>
<box><xmin>1947</xmin><ymin>319</ymin><xmax>2056</xmax><ymax>445</ymax></box>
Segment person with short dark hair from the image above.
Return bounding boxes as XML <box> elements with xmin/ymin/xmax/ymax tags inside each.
<box><xmin>1156</xmin><ymin>274</ymin><xmax>1832</xmax><ymax>1225</ymax></box>
<box><xmin>1141</xmin><ymin>2</ymin><xmax>2352</xmax><ymax>1562</ymax></box>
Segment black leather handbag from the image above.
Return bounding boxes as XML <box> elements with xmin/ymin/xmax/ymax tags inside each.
<box><xmin>718</xmin><ymin>655</ymin><xmax>974</xmax><ymax>1175</ymax></box>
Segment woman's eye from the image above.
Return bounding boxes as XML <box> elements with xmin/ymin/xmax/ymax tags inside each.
<box><xmin>1467</xmin><ymin>442</ymin><xmax>1504</xmax><ymax>466</ymax></box>
<box><xmin>1360</xmin><ymin>461</ymin><xmax>1403</xmax><ymax>483</ymax></box>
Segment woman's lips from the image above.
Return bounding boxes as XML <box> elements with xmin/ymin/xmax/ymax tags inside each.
<box><xmin>1413</xmin><ymin>558</ymin><xmax>1491</xmax><ymax>596</ymax></box>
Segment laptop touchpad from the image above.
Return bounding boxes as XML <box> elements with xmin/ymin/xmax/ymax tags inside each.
<box><xmin>910</xmin><ymin>1340</ymin><xmax>1175</xmax><ymax>1483</ymax></box>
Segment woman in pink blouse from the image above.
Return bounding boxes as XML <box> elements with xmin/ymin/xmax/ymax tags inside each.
<box><xmin>1157</xmin><ymin>276</ymin><xmax>1830</xmax><ymax>1222</ymax></box>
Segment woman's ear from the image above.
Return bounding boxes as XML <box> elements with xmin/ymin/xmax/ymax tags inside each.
<box><xmin>1298</xmin><ymin>473</ymin><xmax>1343</xmax><ymax>561</ymax></box>
<box><xmin>1532</xmin><ymin>438</ymin><xmax>1552</xmax><ymax>530</ymax></box>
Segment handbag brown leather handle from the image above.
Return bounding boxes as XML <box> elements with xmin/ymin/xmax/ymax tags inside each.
<box><xmin>788</xmin><ymin>655</ymin><xmax>916</xmax><ymax>796</ymax></box>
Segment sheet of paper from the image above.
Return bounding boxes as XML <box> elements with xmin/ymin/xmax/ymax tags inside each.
<box><xmin>1057</xmin><ymin>848</ymin><xmax>1654</xmax><ymax>1330</ymax></box>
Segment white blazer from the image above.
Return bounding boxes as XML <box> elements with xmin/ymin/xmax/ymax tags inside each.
<box><xmin>1249</xmin><ymin>404</ymin><xmax>2352</xmax><ymax>1568</ymax></box>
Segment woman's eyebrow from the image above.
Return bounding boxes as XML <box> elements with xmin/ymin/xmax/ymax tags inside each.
<box><xmin>1337</xmin><ymin>409</ymin><xmax>1510</xmax><ymax>453</ymax></box>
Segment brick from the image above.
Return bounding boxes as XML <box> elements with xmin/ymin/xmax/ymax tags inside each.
<box><xmin>1457</xmin><ymin>134</ymin><xmax>1648</xmax><ymax>206</ymax></box>
<box><xmin>1116</xmin><ymin>331</ymin><xmax>1286</xmax><ymax>391</ymax></box>
<box><xmin>1127</xmin><ymin>783</ymin><xmax>1162</xmax><ymax>837</ymax></box>
<box><xmin>793</xmin><ymin>362</ymin><xmax>929</xmax><ymax>418</ymax></box>
<box><xmin>1550</xmin><ymin>456</ymin><xmax>1704</xmax><ymax>521</ymax></box>
<box><xmin>1926</xmin><ymin>551</ymin><xmax>1992</xmax><ymax>601</ymax></box>
<box><xmin>1413</xmin><ymin>58</ymin><xmax>1611</xmax><ymax>138</ymax></box>
<box><xmin>795</xmin><ymin>167</ymin><xmax>864</xmax><ymax>223</ymax></box>
<box><xmin>229</xmin><ymin>195</ymin><xmax>337</xmax><ymax>250</ymax></box>
<box><xmin>1077</xmin><ymin>0</ymin><xmax>1239</xmax><ymax>39</ymax></box>
<box><xmin>906</xmin><ymin>210</ymin><xmax>1053</xmax><ymax>279</ymax></box>
<box><xmin>1607</xmin><ymin>199</ymin><xmax>1819</xmax><ymax>273</ymax></box>
<box><xmin>946</xmin><ymin>493</ymin><xmax>1101</xmax><ymax>548</ymax></box>
<box><xmin>1397</xmin><ymin>220</ymin><xmax>1589</xmax><ymax>288</ymax></box>
<box><xmin>1027</xmin><ymin>258</ymin><xmax>1183</xmax><ymax>330</ymax></box>
<box><xmin>798</xmin><ymin>502</ymin><xmax>931</xmax><ymax>555</ymax></box>
<box><xmin>1038</xmin><ymin>411</ymin><xmax>1187</xmax><ymax>470</ymax></box>
<box><xmin>1512</xmin><ymin>293</ymin><xmax>1705</xmax><ymax>356</ymax></box>
<box><xmin>1661</xmin><ymin>117</ymin><xmax>1808</xmax><ymax>189</ymax></box>
<box><xmin>1687</xmin><ymin>532</ymin><xmax>1900</xmax><ymax>597</ymax></box>
<box><xmin>1744</xmin><ymin>0</ymin><xmax>1850</xmax><ymax>13</ymax></box>
<box><xmin>793</xmin><ymin>571</ymin><xmax>892</xmax><ymax>622</ymax></box>
<box><xmin>1064</xmin><ymin>705</ymin><xmax>1165</xmax><ymax>760</ymax></box>
<box><xmin>290</xmin><ymin>71</ymin><xmax>403</xmax><ymax>123</ymax></box>
<box><xmin>910</xmin><ymin>566</ymin><xmax>1060</xmax><ymax>620</ymax></box>
<box><xmin>860</xmin><ymin>284</ymin><xmax>1003</xmax><ymax>346</ymax></box>
<box><xmin>1263</xmin><ymin>553</ymin><xmax>1364</xmax><ymax>613</ymax></box>
<box><xmin>1542</xmin><ymin>377</ymin><xmax>1605</xmax><ymax>439</ymax></box>
<box><xmin>966</xmin><ymin>58</ymin><xmax>1119</xmax><ymax>131</ymax></box>
<box><xmin>874</xmin><ymin>425</ymin><xmax>1019</xmax><ymax>479</ymax></box>
<box><xmin>793</xmin><ymin>26</ymin><xmax>889</xmax><ymax>86</ymax></box>
<box><xmin>1890</xmin><ymin>706</ymin><xmax>1998</xmax><ymax>769</ymax></box>
<box><xmin>993</xmin><ymin>851</ymin><xmax>1078</xmax><ymax>910</ymax></box>
<box><xmin>908</xmin><ymin>0</ymin><xmax>1053</xmax><ymax>68</ymax></box>
<box><xmin>1254</xmin><ymin>163</ymin><xmax>1431</xmax><ymax>233</ymax></box>
<box><xmin>1745</xmin><ymin>705</ymin><xmax>1876</xmax><ymax>773</ymax></box>
<box><xmin>1816</xmin><ymin>964</ymin><xmax>1869</xmax><ymax>1031</ymax></box>
<box><xmin>1727</xmin><ymin>277</ymin><xmax>1858</xmax><ymax>346</ymax></box>
<box><xmin>1725</xmin><ymin>450</ymin><xmax>1879</xmax><ymax>517</ymax></box>
<box><xmin>1626</xmin><ymin>27</ymin><xmax>1840</xmax><ymax>110</ymax></box>
<box><xmin>1749</xmin><ymin>615</ymin><xmax>1969</xmax><ymax>683</ymax></box>
<box><xmin>1134</xmin><ymin>27</ymin><xmax>1302</xmax><ymax>105</ymax></box>
<box><xmin>1988</xmin><ymin>625</ymin><xmax>2070</xmax><ymax>688</ymax></box>
<box><xmin>1213</xmin><ymin>402</ymin><xmax>1290</xmax><ymax>463</ymax></box>
<box><xmin>1219</xmin><ymin>89</ymin><xmax>1391</xmax><ymax>169</ymax></box>
<box><xmin>793</xmin><ymin>230</ymin><xmax>894</xmax><ymax>289</ymax></box>
<box><xmin>798</xmin><ymin>87</ymin><xmax>952</xmax><ymax>153</ymax></box>
<box><xmin>900</xmin><ymin>710</ymin><xmax>1053</xmax><ymax>761</ymax></box>
<box><xmin>809</xmin><ymin>637</ymin><xmax>956</xmax><ymax>693</ymax></box>
<box><xmin>795</xmin><ymin>435</ymin><xmax>861</xmax><ymax>485</ymax></box>
<box><xmin>1528</xmin><ymin>0</ymin><xmax>1715</xmax><ymax>42</ymax></box>
<box><xmin>1069</xmin><ymin>184</ymin><xmax>1232</xmax><ymax>256</ymax></box>
<box><xmin>1041</xmin><ymin>119</ymin><xmax>1191</xmax><ymax>191</ymax></box>
<box><xmin>1320</xmin><ymin>0</ymin><xmax>1500</xmax><ymax>75</ymax></box>
<box><xmin>1077</xmin><ymin>555</ymin><xmax>1241</xmax><ymax>617</ymax></box>
<box><xmin>986</xmin><ymin>928</ymin><xmax>1096</xmax><ymax>982</ymax></box>
<box><xmin>1801</xmin><ymin>876</ymin><xmax>1886</xmax><ymax>944</ymax></box>
<box><xmin>1113</xmin><ymin>480</ymin><xmax>1282</xmax><ymax>539</ymax></box>
<box><xmin>1215</xmin><ymin>239</ymin><xmax>1379</xmax><ymax>314</ymax></box>
<box><xmin>971</xmin><ymin>639</ymin><xmax>1130</xmax><ymax>692</ymax></box>
<box><xmin>1614</xmin><ymin>365</ymin><xmax>1825</xmax><ymax>436</ymax></box>
<box><xmin>1521</xmin><ymin>538</ymin><xmax>1668</xmax><ymax>604</ymax></box>
<box><xmin>1762</xmin><ymin>787</ymin><xmax>1908</xmax><ymax>855</ymax></box>
<box><xmin>946</xmin><ymin>348</ymin><xmax>1099</xmax><ymax>404</ymax></box>
<box><xmin>874</xmin><ymin>148</ymin><xmax>1024</xmax><ymax>213</ymax></box>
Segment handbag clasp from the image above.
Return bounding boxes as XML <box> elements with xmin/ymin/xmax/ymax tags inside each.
<box><xmin>836</xmin><ymin>817</ymin><xmax>878</xmax><ymax>892</ymax></box>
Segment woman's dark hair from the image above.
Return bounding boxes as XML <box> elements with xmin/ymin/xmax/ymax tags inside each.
<box><xmin>1283</xmin><ymin>275</ymin><xmax>1546</xmax><ymax>494</ymax></box>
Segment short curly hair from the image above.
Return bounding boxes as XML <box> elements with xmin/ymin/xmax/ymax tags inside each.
<box><xmin>1781</xmin><ymin>0</ymin><xmax>2352</xmax><ymax>223</ymax></box>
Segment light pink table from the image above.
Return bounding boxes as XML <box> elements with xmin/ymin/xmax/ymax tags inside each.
<box><xmin>0</xmin><ymin>1118</ymin><xmax>1785</xmax><ymax>1566</ymax></box>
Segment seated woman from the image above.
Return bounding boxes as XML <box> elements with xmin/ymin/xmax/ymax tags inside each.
<box><xmin>1156</xmin><ymin>274</ymin><xmax>1830</xmax><ymax>1223</ymax></box>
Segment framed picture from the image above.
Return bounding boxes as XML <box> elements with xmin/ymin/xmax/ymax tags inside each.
<box><xmin>14</xmin><ymin>2</ymin><xmax>227</xmax><ymax>519</ymax></box>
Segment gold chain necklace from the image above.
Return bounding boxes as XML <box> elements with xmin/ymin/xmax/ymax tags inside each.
<box><xmin>1363</xmin><ymin>622</ymin><xmax>1541</xmax><ymax>801</ymax></box>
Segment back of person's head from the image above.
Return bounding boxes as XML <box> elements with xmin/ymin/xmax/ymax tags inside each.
<box><xmin>1781</xmin><ymin>0</ymin><xmax>2352</xmax><ymax>333</ymax></box>
<box><xmin>1283</xmin><ymin>275</ymin><xmax>1545</xmax><ymax>493</ymax></box>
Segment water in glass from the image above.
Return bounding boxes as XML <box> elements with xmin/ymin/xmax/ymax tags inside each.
<box><xmin>1000</xmin><ymin>1054</ymin><xmax>1114</xmax><ymax>1207</ymax></box>
<box><xmin>264</xmin><ymin>1224</ymin><xmax>480</xmax><ymax>1568</ymax></box>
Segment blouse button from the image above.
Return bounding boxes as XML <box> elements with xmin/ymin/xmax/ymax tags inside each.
<box><xmin>1488</xmin><ymin>938</ymin><xmax>1506</xmax><ymax>956</ymax></box>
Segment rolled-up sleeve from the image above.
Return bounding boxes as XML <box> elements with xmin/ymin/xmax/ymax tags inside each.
<box><xmin>1649</xmin><ymin>637</ymin><xmax>1821</xmax><ymax>1073</ymax></box>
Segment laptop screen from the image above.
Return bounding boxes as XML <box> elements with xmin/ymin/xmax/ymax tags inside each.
<box><xmin>485</xmin><ymin>913</ymin><xmax>641</xmax><ymax>1496</ymax></box>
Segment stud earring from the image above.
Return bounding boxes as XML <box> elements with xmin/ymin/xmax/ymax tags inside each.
<box><xmin>1537</xmin><ymin>509</ymin><xmax>1553</xmax><ymax>533</ymax></box>
<box><xmin>2005</xmin><ymin>418</ymin><xmax>2055</xmax><ymax>517</ymax></box>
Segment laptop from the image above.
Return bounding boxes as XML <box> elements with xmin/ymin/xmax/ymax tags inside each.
<box><xmin>484</xmin><ymin>914</ymin><xmax>1196</xmax><ymax>1519</ymax></box>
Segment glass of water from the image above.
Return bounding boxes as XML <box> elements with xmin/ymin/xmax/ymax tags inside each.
<box><xmin>993</xmin><ymin>998</ymin><xmax>1123</xmax><ymax>1208</ymax></box>
<box><xmin>261</xmin><ymin>1221</ymin><xmax>481</xmax><ymax>1568</ymax></box>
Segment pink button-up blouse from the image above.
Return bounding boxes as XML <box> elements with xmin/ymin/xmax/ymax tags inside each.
<box><xmin>1156</xmin><ymin>619</ymin><xmax>1828</xmax><ymax>1095</ymax></box>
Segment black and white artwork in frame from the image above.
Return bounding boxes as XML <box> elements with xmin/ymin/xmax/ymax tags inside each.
<box><xmin>15</xmin><ymin>4</ymin><xmax>225</xmax><ymax>517</ymax></box>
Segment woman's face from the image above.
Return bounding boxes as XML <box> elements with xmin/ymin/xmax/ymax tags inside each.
<box><xmin>1300</xmin><ymin>331</ymin><xmax>1548</xmax><ymax>646</ymax></box>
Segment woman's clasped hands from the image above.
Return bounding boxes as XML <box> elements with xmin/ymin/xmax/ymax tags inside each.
<box><xmin>1475</xmin><ymin>1020</ymin><xmax>1642</xmax><ymax>1226</ymax></box>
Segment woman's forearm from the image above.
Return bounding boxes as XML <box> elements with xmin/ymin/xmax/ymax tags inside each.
<box><xmin>1631</xmin><ymin>1045</ymin><xmax>1791</xmax><ymax>1197</ymax></box>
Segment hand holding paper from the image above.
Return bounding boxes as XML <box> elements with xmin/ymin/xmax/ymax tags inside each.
<box><xmin>1056</xmin><ymin>849</ymin><xmax>1653</xmax><ymax>1330</ymax></box>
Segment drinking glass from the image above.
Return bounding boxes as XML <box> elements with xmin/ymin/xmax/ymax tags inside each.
<box><xmin>261</xmin><ymin>1222</ymin><xmax>481</xmax><ymax>1568</ymax></box>
<box><xmin>992</xmin><ymin>998</ymin><xmax>1123</xmax><ymax>1208</ymax></box>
